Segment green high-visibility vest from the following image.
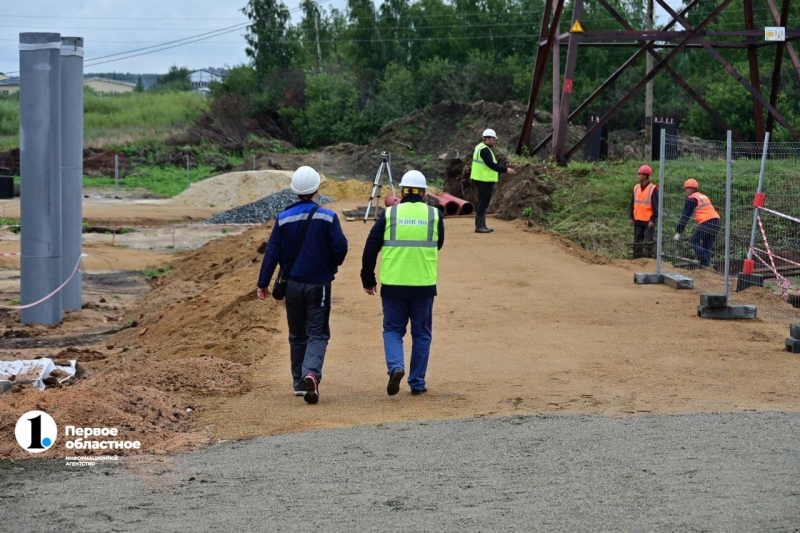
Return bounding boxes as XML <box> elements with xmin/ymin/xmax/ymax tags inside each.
<box><xmin>470</xmin><ymin>142</ymin><xmax>499</xmax><ymax>183</ymax></box>
<box><xmin>380</xmin><ymin>202</ymin><xmax>440</xmax><ymax>286</ymax></box>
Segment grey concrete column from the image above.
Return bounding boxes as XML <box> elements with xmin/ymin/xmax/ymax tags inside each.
<box><xmin>20</xmin><ymin>32</ymin><xmax>62</xmax><ymax>324</ymax></box>
<box><xmin>60</xmin><ymin>37</ymin><xmax>84</xmax><ymax>311</ymax></box>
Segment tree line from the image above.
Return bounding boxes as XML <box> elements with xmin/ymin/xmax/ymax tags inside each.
<box><xmin>207</xmin><ymin>0</ymin><xmax>800</xmax><ymax>149</ymax></box>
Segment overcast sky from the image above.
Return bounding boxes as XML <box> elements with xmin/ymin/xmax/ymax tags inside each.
<box><xmin>1</xmin><ymin>1</ymin><xmax>675</xmax><ymax>77</ymax></box>
<box><xmin>0</xmin><ymin>0</ymin><xmax>326</xmax><ymax>76</ymax></box>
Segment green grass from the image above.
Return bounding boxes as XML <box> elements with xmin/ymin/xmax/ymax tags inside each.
<box><xmin>83</xmin><ymin>164</ymin><xmax>217</xmax><ymax>197</ymax></box>
<box><xmin>140</xmin><ymin>266</ymin><xmax>173</xmax><ymax>280</ymax></box>
<box><xmin>0</xmin><ymin>90</ymin><xmax>208</xmax><ymax>150</ymax></box>
<box><xmin>0</xmin><ymin>217</ymin><xmax>20</xmax><ymax>234</ymax></box>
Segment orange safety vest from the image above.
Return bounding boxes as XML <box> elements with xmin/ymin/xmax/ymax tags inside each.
<box><xmin>689</xmin><ymin>192</ymin><xmax>720</xmax><ymax>224</ymax></box>
<box><xmin>632</xmin><ymin>183</ymin><xmax>657</xmax><ymax>222</ymax></box>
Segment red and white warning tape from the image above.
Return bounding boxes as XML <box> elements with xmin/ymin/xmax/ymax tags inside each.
<box><xmin>0</xmin><ymin>252</ymin><xmax>21</xmax><ymax>257</ymax></box>
<box><xmin>751</xmin><ymin>214</ymin><xmax>792</xmax><ymax>300</ymax></box>
<box><xmin>760</xmin><ymin>207</ymin><xmax>800</xmax><ymax>225</ymax></box>
<box><xmin>0</xmin><ymin>257</ymin><xmax>83</xmax><ymax>310</ymax></box>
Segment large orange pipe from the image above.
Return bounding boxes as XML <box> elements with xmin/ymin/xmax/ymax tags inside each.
<box><xmin>438</xmin><ymin>192</ymin><xmax>474</xmax><ymax>216</ymax></box>
<box><xmin>427</xmin><ymin>193</ymin><xmax>458</xmax><ymax>216</ymax></box>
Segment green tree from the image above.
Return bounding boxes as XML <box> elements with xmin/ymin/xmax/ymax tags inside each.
<box><xmin>243</xmin><ymin>0</ymin><xmax>298</xmax><ymax>77</ymax></box>
<box><xmin>156</xmin><ymin>65</ymin><xmax>192</xmax><ymax>91</ymax></box>
<box><xmin>135</xmin><ymin>76</ymin><xmax>144</xmax><ymax>92</ymax></box>
<box><xmin>297</xmin><ymin>71</ymin><xmax>363</xmax><ymax>146</ymax></box>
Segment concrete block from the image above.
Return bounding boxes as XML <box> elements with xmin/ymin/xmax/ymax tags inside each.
<box><xmin>736</xmin><ymin>273</ymin><xmax>764</xmax><ymax>292</ymax></box>
<box><xmin>634</xmin><ymin>273</ymin><xmax>664</xmax><ymax>285</ymax></box>
<box><xmin>700</xmin><ymin>294</ymin><xmax>728</xmax><ymax>308</ymax></box>
<box><xmin>790</xmin><ymin>324</ymin><xmax>800</xmax><ymax>339</ymax></box>
<box><xmin>786</xmin><ymin>338</ymin><xmax>800</xmax><ymax>354</ymax></box>
<box><xmin>697</xmin><ymin>305</ymin><xmax>757</xmax><ymax>320</ymax></box>
<box><xmin>664</xmin><ymin>273</ymin><xmax>694</xmax><ymax>290</ymax></box>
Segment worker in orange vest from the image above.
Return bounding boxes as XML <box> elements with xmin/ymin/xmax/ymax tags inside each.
<box><xmin>629</xmin><ymin>165</ymin><xmax>659</xmax><ymax>258</ymax></box>
<box><xmin>674</xmin><ymin>178</ymin><xmax>721</xmax><ymax>269</ymax></box>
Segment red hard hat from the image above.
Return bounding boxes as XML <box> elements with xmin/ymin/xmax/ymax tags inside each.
<box><xmin>637</xmin><ymin>165</ymin><xmax>653</xmax><ymax>175</ymax></box>
<box><xmin>683</xmin><ymin>178</ymin><xmax>699</xmax><ymax>189</ymax></box>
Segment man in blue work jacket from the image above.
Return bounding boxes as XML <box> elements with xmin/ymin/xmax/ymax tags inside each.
<box><xmin>361</xmin><ymin>170</ymin><xmax>445</xmax><ymax>397</ymax></box>
<box><xmin>257</xmin><ymin>166</ymin><xmax>348</xmax><ymax>404</ymax></box>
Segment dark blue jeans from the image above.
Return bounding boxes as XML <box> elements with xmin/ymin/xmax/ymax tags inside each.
<box><xmin>381</xmin><ymin>296</ymin><xmax>434</xmax><ymax>392</ymax></box>
<box><xmin>690</xmin><ymin>218</ymin><xmax>721</xmax><ymax>267</ymax></box>
<box><xmin>285</xmin><ymin>280</ymin><xmax>331</xmax><ymax>389</ymax></box>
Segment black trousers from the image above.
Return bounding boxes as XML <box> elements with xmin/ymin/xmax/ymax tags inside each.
<box><xmin>632</xmin><ymin>221</ymin><xmax>655</xmax><ymax>258</ymax></box>
<box><xmin>285</xmin><ymin>280</ymin><xmax>332</xmax><ymax>389</ymax></box>
<box><xmin>475</xmin><ymin>181</ymin><xmax>495</xmax><ymax>217</ymax></box>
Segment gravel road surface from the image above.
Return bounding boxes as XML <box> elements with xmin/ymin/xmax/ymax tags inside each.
<box><xmin>2</xmin><ymin>413</ymin><xmax>798</xmax><ymax>532</ymax></box>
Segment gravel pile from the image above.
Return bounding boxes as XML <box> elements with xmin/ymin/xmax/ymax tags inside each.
<box><xmin>204</xmin><ymin>189</ymin><xmax>335</xmax><ymax>224</ymax></box>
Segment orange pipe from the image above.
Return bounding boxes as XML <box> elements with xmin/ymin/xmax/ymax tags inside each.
<box><xmin>427</xmin><ymin>193</ymin><xmax>458</xmax><ymax>216</ymax></box>
<box><xmin>438</xmin><ymin>192</ymin><xmax>475</xmax><ymax>216</ymax></box>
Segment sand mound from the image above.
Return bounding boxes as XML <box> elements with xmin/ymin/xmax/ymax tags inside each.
<box><xmin>169</xmin><ymin>170</ymin><xmax>294</xmax><ymax>208</ymax></box>
<box><xmin>319</xmin><ymin>179</ymin><xmax>386</xmax><ymax>201</ymax></box>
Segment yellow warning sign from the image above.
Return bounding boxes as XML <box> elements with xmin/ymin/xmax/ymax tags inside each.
<box><xmin>570</xmin><ymin>20</ymin><xmax>584</xmax><ymax>33</ymax></box>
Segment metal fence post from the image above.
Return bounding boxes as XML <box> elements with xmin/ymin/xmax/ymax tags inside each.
<box><xmin>724</xmin><ymin>130</ymin><xmax>732</xmax><ymax>299</ymax></box>
<box><xmin>747</xmin><ymin>132</ymin><xmax>770</xmax><ymax>260</ymax></box>
<box><xmin>114</xmin><ymin>154</ymin><xmax>119</xmax><ymax>197</ymax></box>
<box><xmin>186</xmin><ymin>155</ymin><xmax>190</xmax><ymax>187</ymax></box>
<box><xmin>656</xmin><ymin>128</ymin><xmax>666</xmax><ymax>275</ymax></box>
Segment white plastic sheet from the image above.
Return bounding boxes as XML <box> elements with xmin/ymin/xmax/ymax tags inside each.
<box><xmin>0</xmin><ymin>359</ymin><xmax>77</xmax><ymax>393</ymax></box>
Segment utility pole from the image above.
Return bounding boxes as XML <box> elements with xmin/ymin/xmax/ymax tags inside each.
<box><xmin>314</xmin><ymin>11</ymin><xmax>322</xmax><ymax>71</ymax></box>
<box><xmin>645</xmin><ymin>0</ymin><xmax>654</xmax><ymax>152</ymax></box>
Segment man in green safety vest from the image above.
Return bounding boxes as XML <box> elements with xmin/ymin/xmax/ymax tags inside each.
<box><xmin>470</xmin><ymin>128</ymin><xmax>517</xmax><ymax>234</ymax></box>
<box><xmin>361</xmin><ymin>170</ymin><xmax>445</xmax><ymax>396</ymax></box>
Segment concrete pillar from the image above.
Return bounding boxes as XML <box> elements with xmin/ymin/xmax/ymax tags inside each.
<box><xmin>60</xmin><ymin>37</ymin><xmax>84</xmax><ymax>311</ymax></box>
<box><xmin>20</xmin><ymin>33</ymin><xmax>63</xmax><ymax>324</ymax></box>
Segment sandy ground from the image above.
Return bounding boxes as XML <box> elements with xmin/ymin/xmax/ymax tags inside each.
<box><xmin>1</xmin><ymin>199</ymin><xmax>799</xmax><ymax>459</ymax></box>
<box><xmin>195</xmin><ymin>201</ymin><xmax>800</xmax><ymax>442</ymax></box>
<box><xmin>0</xmin><ymin>196</ymin><xmax>223</xmax><ymax>226</ymax></box>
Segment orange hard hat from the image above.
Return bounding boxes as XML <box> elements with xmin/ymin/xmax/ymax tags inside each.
<box><xmin>683</xmin><ymin>178</ymin><xmax>699</xmax><ymax>189</ymax></box>
<box><xmin>637</xmin><ymin>165</ymin><xmax>653</xmax><ymax>175</ymax></box>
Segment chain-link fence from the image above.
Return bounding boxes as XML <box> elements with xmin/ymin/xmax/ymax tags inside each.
<box><xmin>658</xmin><ymin>133</ymin><xmax>729</xmax><ymax>297</ymax></box>
<box><xmin>656</xmin><ymin>131</ymin><xmax>800</xmax><ymax>323</ymax></box>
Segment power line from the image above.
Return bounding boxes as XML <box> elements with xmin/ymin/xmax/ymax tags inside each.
<box><xmin>84</xmin><ymin>26</ymin><xmax>252</xmax><ymax>67</ymax></box>
<box><xmin>0</xmin><ymin>13</ymin><xmax>248</xmax><ymax>21</ymax></box>
<box><xmin>0</xmin><ymin>25</ymin><xmax>252</xmax><ymax>32</ymax></box>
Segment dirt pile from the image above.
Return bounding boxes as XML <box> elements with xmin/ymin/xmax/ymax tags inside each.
<box><xmin>0</xmin><ymin>228</ymin><xmax>279</xmax><ymax>459</ymax></box>
<box><xmin>169</xmin><ymin>170</ymin><xmax>294</xmax><ymax>208</ymax></box>
<box><xmin>442</xmin><ymin>157</ymin><xmax>557</xmax><ymax>221</ymax></box>
<box><xmin>319</xmin><ymin>179</ymin><xmax>385</xmax><ymax>201</ymax></box>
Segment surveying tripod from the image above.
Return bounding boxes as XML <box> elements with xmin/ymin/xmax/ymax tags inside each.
<box><xmin>364</xmin><ymin>151</ymin><xmax>397</xmax><ymax>222</ymax></box>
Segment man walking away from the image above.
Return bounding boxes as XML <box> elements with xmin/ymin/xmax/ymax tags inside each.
<box><xmin>674</xmin><ymin>178</ymin><xmax>721</xmax><ymax>269</ymax></box>
<box><xmin>470</xmin><ymin>128</ymin><xmax>516</xmax><ymax>234</ymax></box>
<box><xmin>629</xmin><ymin>164</ymin><xmax>659</xmax><ymax>258</ymax></box>
<box><xmin>361</xmin><ymin>170</ymin><xmax>445</xmax><ymax>396</ymax></box>
<box><xmin>257</xmin><ymin>166</ymin><xmax>348</xmax><ymax>404</ymax></box>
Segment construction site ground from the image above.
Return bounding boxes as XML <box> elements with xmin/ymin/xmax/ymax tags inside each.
<box><xmin>1</xmin><ymin>194</ymin><xmax>799</xmax><ymax>461</ymax></box>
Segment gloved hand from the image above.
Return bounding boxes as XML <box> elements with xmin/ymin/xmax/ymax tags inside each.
<box><xmin>673</xmin><ymin>233</ymin><xmax>681</xmax><ymax>241</ymax></box>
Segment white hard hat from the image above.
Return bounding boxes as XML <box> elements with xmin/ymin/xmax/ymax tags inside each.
<box><xmin>399</xmin><ymin>170</ymin><xmax>427</xmax><ymax>189</ymax></box>
<box><xmin>291</xmin><ymin>166</ymin><xmax>321</xmax><ymax>195</ymax></box>
<box><xmin>482</xmin><ymin>128</ymin><xmax>497</xmax><ymax>138</ymax></box>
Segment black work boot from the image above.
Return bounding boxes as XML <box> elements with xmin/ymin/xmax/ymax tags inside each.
<box><xmin>475</xmin><ymin>215</ymin><xmax>491</xmax><ymax>233</ymax></box>
<box><xmin>482</xmin><ymin>215</ymin><xmax>494</xmax><ymax>233</ymax></box>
